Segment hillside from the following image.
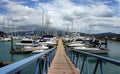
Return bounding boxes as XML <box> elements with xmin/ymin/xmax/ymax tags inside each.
<box><xmin>0</xmin><ymin>31</ymin><xmax>6</xmax><ymax>37</ymax></box>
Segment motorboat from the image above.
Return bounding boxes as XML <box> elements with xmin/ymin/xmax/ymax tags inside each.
<box><xmin>40</xmin><ymin>36</ymin><xmax>57</xmax><ymax>48</ymax></box>
<box><xmin>67</xmin><ymin>37</ymin><xmax>84</xmax><ymax>47</ymax></box>
<box><xmin>72</xmin><ymin>39</ymin><xmax>109</xmax><ymax>54</ymax></box>
<box><xmin>0</xmin><ymin>37</ymin><xmax>11</xmax><ymax>42</ymax></box>
<box><xmin>24</xmin><ymin>44</ymin><xmax>48</xmax><ymax>51</ymax></box>
<box><xmin>32</xmin><ymin>50</ymin><xmax>45</xmax><ymax>53</ymax></box>
<box><xmin>15</xmin><ymin>38</ymin><xmax>40</xmax><ymax>49</ymax></box>
<box><xmin>73</xmin><ymin>46</ymin><xmax>109</xmax><ymax>54</ymax></box>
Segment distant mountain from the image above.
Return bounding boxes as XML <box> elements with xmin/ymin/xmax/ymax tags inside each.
<box><xmin>92</xmin><ymin>32</ymin><xmax>119</xmax><ymax>37</ymax></box>
<box><xmin>0</xmin><ymin>31</ymin><xmax>6</xmax><ymax>37</ymax></box>
<box><xmin>79</xmin><ymin>32</ymin><xmax>120</xmax><ymax>38</ymax></box>
<box><xmin>92</xmin><ymin>32</ymin><xmax>120</xmax><ymax>41</ymax></box>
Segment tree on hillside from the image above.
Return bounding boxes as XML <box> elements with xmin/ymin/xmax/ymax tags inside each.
<box><xmin>0</xmin><ymin>31</ymin><xmax>6</xmax><ymax>37</ymax></box>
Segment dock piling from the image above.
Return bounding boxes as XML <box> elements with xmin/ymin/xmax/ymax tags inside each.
<box><xmin>11</xmin><ymin>36</ymin><xmax>14</xmax><ymax>51</ymax></box>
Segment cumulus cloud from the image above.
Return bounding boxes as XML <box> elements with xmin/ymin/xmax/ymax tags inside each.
<box><xmin>0</xmin><ymin>0</ymin><xmax>120</xmax><ymax>33</ymax></box>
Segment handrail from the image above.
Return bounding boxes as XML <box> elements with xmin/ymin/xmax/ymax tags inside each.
<box><xmin>0</xmin><ymin>47</ymin><xmax>56</xmax><ymax>74</ymax></box>
<box><xmin>67</xmin><ymin>48</ymin><xmax>120</xmax><ymax>74</ymax></box>
<box><xmin>71</xmin><ymin>49</ymin><xmax>120</xmax><ymax>66</ymax></box>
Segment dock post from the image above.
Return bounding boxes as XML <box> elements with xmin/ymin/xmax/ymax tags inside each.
<box><xmin>105</xmin><ymin>36</ymin><xmax>108</xmax><ymax>48</ymax></box>
<box><xmin>11</xmin><ymin>36</ymin><xmax>14</xmax><ymax>51</ymax></box>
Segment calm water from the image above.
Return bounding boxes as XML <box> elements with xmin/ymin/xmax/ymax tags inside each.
<box><xmin>0</xmin><ymin>40</ymin><xmax>120</xmax><ymax>74</ymax></box>
<box><xmin>82</xmin><ymin>40</ymin><xmax>120</xmax><ymax>74</ymax></box>
<box><xmin>0</xmin><ymin>40</ymin><xmax>36</xmax><ymax>74</ymax></box>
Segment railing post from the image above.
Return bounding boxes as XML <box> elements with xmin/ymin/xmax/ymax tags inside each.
<box><xmin>100</xmin><ymin>60</ymin><xmax>104</xmax><ymax>74</ymax></box>
<box><xmin>40</xmin><ymin>58</ymin><xmax>44</xmax><ymax>74</ymax></box>
<box><xmin>85</xmin><ymin>56</ymin><xmax>89</xmax><ymax>74</ymax></box>
<box><xmin>93</xmin><ymin>59</ymin><xmax>100</xmax><ymax>74</ymax></box>
<box><xmin>35</xmin><ymin>58</ymin><xmax>44</xmax><ymax>74</ymax></box>
<box><xmin>35</xmin><ymin>59</ymin><xmax>40</xmax><ymax>74</ymax></box>
<box><xmin>42</xmin><ymin>55</ymin><xmax>47</xmax><ymax>74</ymax></box>
<box><xmin>49</xmin><ymin>49</ymin><xmax>55</xmax><ymax>66</ymax></box>
<box><xmin>69</xmin><ymin>50</ymin><xmax>72</xmax><ymax>61</ymax></box>
<box><xmin>49</xmin><ymin>53</ymin><xmax>52</xmax><ymax>65</ymax></box>
<box><xmin>48</xmin><ymin>53</ymin><xmax>51</xmax><ymax>67</ymax></box>
<box><xmin>46</xmin><ymin>54</ymin><xmax>49</xmax><ymax>73</ymax></box>
<box><xmin>73</xmin><ymin>51</ymin><xmax>76</xmax><ymax>64</ymax></box>
<box><xmin>71</xmin><ymin>51</ymin><xmax>74</xmax><ymax>62</ymax></box>
<box><xmin>68</xmin><ymin>50</ymin><xmax>71</xmax><ymax>59</ymax></box>
<box><xmin>78</xmin><ymin>53</ymin><xmax>82</xmax><ymax>72</ymax></box>
<box><xmin>15</xmin><ymin>71</ymin><xmax>21</xmax><ymax>74</ymax></box>
<box><xmin>75</xmin><ymin>52</ymin><xmax>79</xmax><ymax>68</ymax></box>
<box><xmin>75</xmin><ymin>52</ymin><xmax>78</xmax><ymax>65</ymax></box>
<box><xmin>80</xmin><ymin>55</ymin><xmax>87</xmax><ymax>73</ymax></box>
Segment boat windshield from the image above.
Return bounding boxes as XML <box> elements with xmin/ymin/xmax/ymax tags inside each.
<box><xmin>75</xmin><ymin>39</ymin><xmax>82</xmax><ymax>41</ymax></box>
<box><xmin>21</xmin><ymin>41</ymin><xmax>33</xmax><ymax>43</ymax></box>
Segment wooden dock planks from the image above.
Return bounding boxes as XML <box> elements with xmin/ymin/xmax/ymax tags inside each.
<box><xmin>48</xmin><ymin>38</ymin><xmax>80</xmax><ymax>74</ymax></box>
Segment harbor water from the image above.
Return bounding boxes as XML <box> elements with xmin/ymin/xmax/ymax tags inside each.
<box><xmin>0</xmin><ymin>40</ymin><xmax>120</xmax><ymax>74</ymax></box>
<box><xmin>0</xmin><ymin>40</ymin><xmax>36</xmax><ymax>74</ymax></box>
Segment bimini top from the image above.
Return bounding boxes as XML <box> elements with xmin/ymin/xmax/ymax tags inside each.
<box><xmin>42</xmin><ymin>35</ymin><xmax>54</xmax><ymax>38</ymax></box>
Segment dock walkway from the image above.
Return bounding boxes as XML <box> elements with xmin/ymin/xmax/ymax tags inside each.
<box><xmin>48</xmin><ymin>38</ymin><xmax>80</xmax><ymax>74</ymax></box>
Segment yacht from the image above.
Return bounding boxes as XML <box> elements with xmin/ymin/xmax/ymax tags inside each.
<box><xmin>67</xmin><ymin>37</ymin><xmax>85</xmax><ymax>47</ymax></box>
<box><xmin>0</xmin><ymin>37</ymin><xmax>11</xmax><ymax>42</ymax></box>
<box><xmin>24</xmin><ymin>44</ymin><xmax>48</xmax><ymax>51</ymax></box>
<box><xmin>73</xmin><ymin>46</ymin><xmax>109</xmax><ymax>53</ymax></box>
<box><xmin>72</xmin><ymin>39</ymin><xmax>109</xmax><ymax>54</ymax></box>
<box><xmin>15</xmin><ymin>37</ymin><xmax>49</xmax><ymax>52</ymax></box>
<box><xmin>15</xmin><ymin>38</ymin><xmax>40</xmax><ymax>49</ymax></box>
<box><xmin>40</xmin><ymin>36</ymin><xmax>57</xmax><ymax>48</ymax></box>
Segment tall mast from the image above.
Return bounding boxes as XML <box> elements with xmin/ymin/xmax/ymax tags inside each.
<box><xmin>71</xmin><ymin>20</ymin><xmax>73</xmax><ymax>33</ymax></box>
<box><xmin>41</xmin><ymin>9</ymin><xmax>45</xmax><ymax>36</ymax></box>
<box><xmin>3</xmin><ymin>18</ymin><xmax>6</xmax><ymax>37</ymax></box>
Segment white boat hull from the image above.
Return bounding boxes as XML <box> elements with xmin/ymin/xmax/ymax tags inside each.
<box><xmin>68</xmin><ymin>43</ymin><xmax>84</xmax><ymax>47</ymax></box>
<box><xmin>32</xmin><ymin>50</ymin><xmax>45</xmax><ymax>53</ymax></box>
<box><xmin>73</xmin><ymin>47</ymin><xmax>109</xmax><ymax>54</ymax></box>
<box><xmin>24</xmin><ymin>46</ymin><xmax>48</xmax><ymax>50</ymax></box>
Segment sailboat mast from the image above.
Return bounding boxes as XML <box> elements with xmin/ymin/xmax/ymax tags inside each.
<box><xmin>41</xmin><ymin>9</ymin><xmax>45</xmax><ymax>36</ymax></box>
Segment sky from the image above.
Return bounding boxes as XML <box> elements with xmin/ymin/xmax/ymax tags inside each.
<box><xmin>0</xmin><ymin>0</ymin><xmax>120</xmax><ymax>34</ymax></box>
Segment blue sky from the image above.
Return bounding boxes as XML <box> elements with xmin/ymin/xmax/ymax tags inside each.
<box><xmin>0</xmin><ymin>0</ymin><xmax>120</xmax><ymax>33</ymax></box>
<box><xmin>0</xmin><ymin>0</ymin><xmax>118</xmax><ymax>14</ymax></box>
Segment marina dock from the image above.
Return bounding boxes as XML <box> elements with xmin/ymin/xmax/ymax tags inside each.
<box><xmin>0</xmin><ymin>38</ymin><xmax>120</xmax><ymax>74</ymax></box>
<box><xmin>48</xmin><ymin>39</ymin><xmax>80</xmax><ymax>74</ymax></box>
<box><xmin>0</xmin><ymin>0</ymin><xmax>120</xmax><ymax>73</ymax></box>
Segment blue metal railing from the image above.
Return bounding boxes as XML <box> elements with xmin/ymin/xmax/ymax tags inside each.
<box><xmin>66</xmin><ymin>48</ymin><xmax>120</xmax><ymax>74</ymax></box>
<box><xmin>0</xmin><ymin>48</ymin><xmax>56</xmax><ymax>74</ymax></box>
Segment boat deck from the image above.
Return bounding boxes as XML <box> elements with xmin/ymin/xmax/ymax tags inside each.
<box><xmin>48</xmin><ymin>38</ymin><xmax>80</xmax><ymax>74</ymax></box>
<box><xmin>73</xmin><ymin>47</ymin><xmax>109</xmax><ymax>53</ymax></box>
